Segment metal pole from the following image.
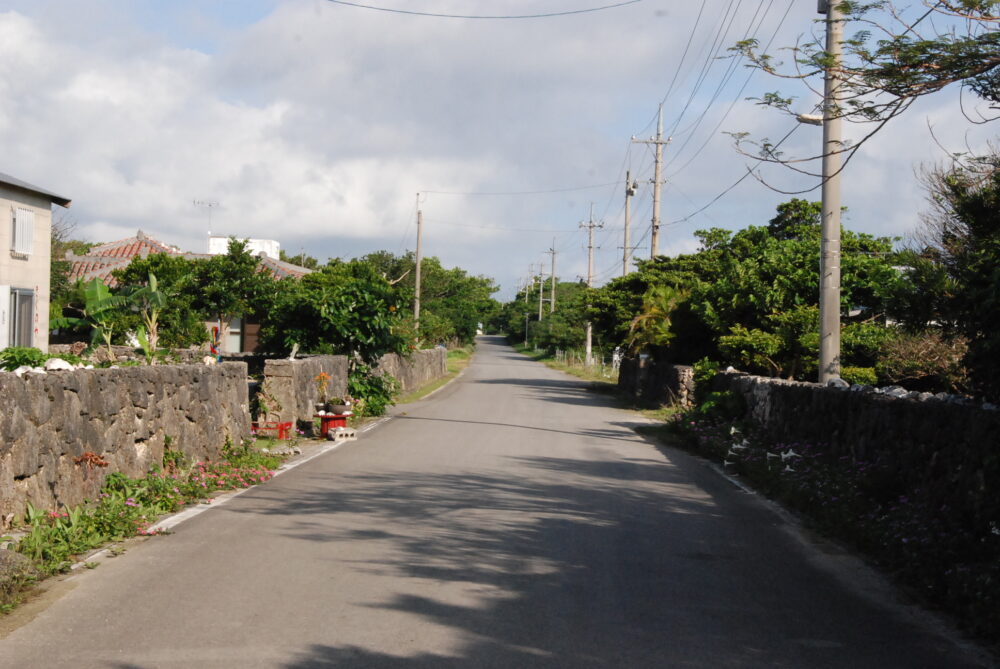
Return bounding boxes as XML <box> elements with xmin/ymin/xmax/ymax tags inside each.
<box><xmin>818</xmin><ymin>2</ymin><xmax>843</xmax><ymax>382</ymax></box>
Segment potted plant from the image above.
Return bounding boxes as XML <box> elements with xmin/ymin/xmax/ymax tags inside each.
<box><xmin>314</xmin><ymin>372</ymin><xmax>331</xmax><ymax>413</ymax></box>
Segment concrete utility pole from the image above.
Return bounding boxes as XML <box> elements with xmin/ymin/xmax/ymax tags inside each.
<box><xmin>818</xmin><ymin>0</ymin><xmax>843</xmax><ymax>383</ymax></box>
<box><xmin>414</xmin><ymin>194</ymin><xmax>423</xmax><ymax>330</ymax></box>
<box><xmin>538</xmin><ymin>265</ymin><xmax>545</xmax><ymax>321</ymax></box>
<box><xmin>546</xmin><ymin>240</ymin><xmax>557</xmax><ymax>313</ymax></box>
<box><xmin>632</xmin><ymin>105</ymin><xmax>668</xmax><ymax>258</ymax></box>
<box><xmin>623</xmin><ymin>172</ymin><xmax>638</xmax><ymax>277</ymax></box>
<box><xmin>581</xmin><ymin>204</ymin><xmax>604</xmax><ymax>366</ymax></box>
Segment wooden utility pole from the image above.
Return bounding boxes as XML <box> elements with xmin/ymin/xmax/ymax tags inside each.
<box><xmin>632</xmin><ymin>105</ymin><xmax>668</xmax><ymax>258</ymax></box>
<box><xmin>623</xmin><ymin>172</ymin><xmax>638</xmax><ymax>277</ymax></box>
<box><xmin>581</xmin><ymin>204</ymin><xmax>604</xmax><ymax>366</ymax></box>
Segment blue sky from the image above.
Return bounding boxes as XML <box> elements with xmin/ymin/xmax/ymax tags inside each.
<box><xmin>1</xmin><ymin>1</ymin><xmax>995</xmax><ymax>299</ymax></box>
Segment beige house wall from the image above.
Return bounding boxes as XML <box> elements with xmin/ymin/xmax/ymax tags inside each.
<box><xmin>0</xmin><ymin>184</ymin><xmax>53</xmax><ymax>352</ymax></box>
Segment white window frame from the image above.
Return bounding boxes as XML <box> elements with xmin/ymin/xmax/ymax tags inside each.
<box><xmin>11</xmin><ymin>206</ymin><xmax>35</xmax><ymax>256</ymax></box>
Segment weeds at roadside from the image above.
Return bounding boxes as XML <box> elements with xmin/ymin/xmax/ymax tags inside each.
<box><xmin>1</xmin><ymin>438</ymin><xmax>290</xmax><ymax>613</ymax></box>
<box><xmin>646</xmin><ymin>407</ymin><xmax>1000</xmax><ymax>644</ymax></box>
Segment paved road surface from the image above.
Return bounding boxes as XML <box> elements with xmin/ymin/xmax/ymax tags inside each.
<box><xmin>0</xmin><ymin>336</ymin><xmax>989</xmax><ymax>668</ymax></box>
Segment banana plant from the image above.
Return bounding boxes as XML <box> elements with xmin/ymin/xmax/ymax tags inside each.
<box><xmin>124</xmin><ymin>272</ymin><xmax>167</xmax><ymax>364</ymax></box>
<box><xmin>50</xmin><ymin>278</ymin><xmax>132</xmax><ymax>361</ymax></box>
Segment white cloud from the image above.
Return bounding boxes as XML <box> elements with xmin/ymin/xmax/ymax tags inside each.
<box><xmin>0</xmin><ymin>2</ymin><xmax>995</xmax><ymax>301</ymax></box>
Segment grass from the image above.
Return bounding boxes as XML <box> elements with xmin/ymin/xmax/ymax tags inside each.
<box><xmin>510</xmin><ymin>343</ymin><xmax>619</xmax><ymax>391</ymax></box>
<box><xmin>1</xmin><ymin>438</ymin><xmax>291</xmax><ymax>614</ymax></box>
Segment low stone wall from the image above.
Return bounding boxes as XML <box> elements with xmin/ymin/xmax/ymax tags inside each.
<box><xmin>259</xmin><ymin>356</ymin><xmax>349</xmax><ymax>428</ymax></box>
<box><xmin>377</xmin><ymin>348</ymin><xmax>448</xmax><ymax>392</ymax></box>
<box><xmin>258</xmin><ymin>349</ymin><xmax>448</xmax><ymax>429</ymax></box>
<box><xmin>716</xmin><ymin>372</ymin><xmax>999</xmax><ymax>511</ymax></box>
<box><xmin>0</xmin><ymin>363</ymin><xmax>251</xmax><ymax>527</ymax></box>
<box><xmin>618</xmin><ymin>356</ymin><xmax>695</xmax><ymax>408</ymax></box>
<box><xmin>619</xmin><ymin>357</ymin><xmax>998</xmax><ymax>527</ymax></box>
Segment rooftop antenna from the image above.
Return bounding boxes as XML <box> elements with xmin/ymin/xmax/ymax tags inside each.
<box><xmin>193</xmin><ymin>199</ymin><xmax>219</xmax><ymax>240</ymax></box>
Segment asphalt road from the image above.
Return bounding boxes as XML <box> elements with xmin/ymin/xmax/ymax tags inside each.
<box><xmin>0</xmin><ymin>336</ymin><xmax>989</xmax><ymax>668</ymax></box>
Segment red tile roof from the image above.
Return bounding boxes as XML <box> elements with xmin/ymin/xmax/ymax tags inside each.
<box><xmin>66</xmin><ymin>230</ymin><xmax>312</xmax><ymax>286</ymax></box>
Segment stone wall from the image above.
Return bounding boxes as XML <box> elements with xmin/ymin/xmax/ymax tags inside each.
<box><xmin>376</xmin><ymin>348</ymin><xmax>448</xmax><ymax>393</ymax></box>
<box><xmin>619</xmin><ymin>358</ymin><xmax>998</xmax><ymax>524</ymax></box>
<box><xmin>259</xmin><ymin>356</ymin><xmax>349</xmax><ymax>427</ymax></box>
<box><xmin>258</xmin><ymin>349</ymin><xmax>448</xmax><ymax>428</ymax></box>
<box><xmin>0</xmin><ymin>363</ymin><xmax>251</xmax><ymax>527</ymax></box>
<box><xmin>716</xmin><ymin>372</ymin><xmax>999</xmax><ymax>509</ymax></box>
<box><xmin>618</xmin><ymin>356</ymin><xmax>695</xmax><ymax>408</ymax></box>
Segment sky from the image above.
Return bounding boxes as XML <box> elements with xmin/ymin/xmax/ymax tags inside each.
<box><xmin>2</xmin><ymin>0</ymin><xmax>996</xmax><ymax>300</ymax></box>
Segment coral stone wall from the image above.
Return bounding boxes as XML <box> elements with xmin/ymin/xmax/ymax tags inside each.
<box><xmin>618</xmin><ymin>356</ymin><xmax>695</xmax><ymax>408</ymax></box>
<box><xmin>716</xmin><ymin>372</ymin><xmax>999</xmax><ymax>520</ymax></box>
<box><xmin>259</xmin><ymin>349</ymin><xmax>449</xmax><ymax>428</ymax></box>
<box><xmin>0</xmin><ymin>363</ymin><xmax>252</xmax><ymax>527</ymax></box>
<box><xmin>260</xmin><ymin>356</ymin><xmax>350</xmax><ymax>427</ymax></box>
<box><xmin>377</xmin><ymin>348</ymin><xmax>448</xmax><ymax>393</ymax></box>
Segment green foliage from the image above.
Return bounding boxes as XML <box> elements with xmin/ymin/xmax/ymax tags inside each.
<box><xmin>50</xmin><ymin>278</ymin><xmax>133</xmax><ymax>357</ymax></box>
<box><xmin>347</xmin><ymin>366</ymin><xmax>400</xmax><ymax>417</ymax></box>
<box><xmin>627</xmin><ymin>284</ymin><xmax>687</xmax><ymax>352</ymax></box>
<box><xmin>113</xmin><ymin>253</ymin><xmax>209</xmax><ymax>348</ymax></box>
<box><xmin>691</xmin><ymin>357</ymin><xmax>721</xmax><ymax>404</ymax></box>
<box><xmin>258</xmin><ymin>262</ymin><xmax>407</xmax><ymax>364</ymax></box>
<box><xmin>0</xmin><ymin>346</ymin><xmax>50</xmax><ymax>371</ymax></box>
<box><xmin>186</xmin><ymin>238</ymin><xmax>277</xmax><ymax>336</ymax></box>
<box><xmin>886</xmin><ymin>154</ymin><xmax>1000</xmax><ymax>399</ymax></box>
<box><xmin>840</xmin><ymin>366</ymin><xmax>877</xmax><ymax>386</ymax></box>
<box><xmin>122</xmin><ymin>272</ymin><xmax>167</xmax><ymax>364</ymax></box>
<box><xmin>356</xmin><ymin>251</ymin><xmax>499</xmax><ymax>346</ymax></box>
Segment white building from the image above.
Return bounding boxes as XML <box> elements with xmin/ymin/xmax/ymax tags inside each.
<box><xmin>208</xmin><ymin>235</ymin><xmax>280</xmax><ymax>259</ymax></box>
<box><xmin>0</xmin><ymin>173</ymin><xmax>71</xmax><ymax>352</ymax></box>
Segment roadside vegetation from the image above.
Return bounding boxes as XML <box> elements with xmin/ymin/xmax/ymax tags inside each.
<box><xmin>635</xmin><ymin>379</ymin><xmax>999</xmax><ymax>644</ymax></box>
<box><xmin>1</xmin><ymin>438</ymin><xmax>289</xmax><ymax>614</ymax></box>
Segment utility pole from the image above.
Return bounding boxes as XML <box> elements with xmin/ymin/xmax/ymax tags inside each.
<box><xmin>623</xmin><ymin>172</ymin><xmax>638</xmax><ymax>277</ymax></box>
<box><xmin>414</xmin><ymin>194</ymin><xmax>423</xmax><ymax>331</ymax></box>
<box><xmin>581</xmin><ymin>204</ymin><xmax>604</xmax><ymax>366</ymax></box>
<box><xmin>632</xmin><ymin>105</ymin><xmax>668</xmax><ymax>258</ymax></box>
<box><xmin>818</xmin><ymin>0</ymin><xmax>843</xmax><ymax>383</ymax></box>
<box><xmin>545</xmin><ymin>240</ymin><xmax>557</xmax><ymax>313</ymax></box>
<box><xmin>538</xmin><ymin>263</ymin><xmax>545</xmax><ymax>321</ymax></box>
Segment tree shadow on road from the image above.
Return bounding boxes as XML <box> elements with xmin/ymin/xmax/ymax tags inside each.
<box><xmin>216</xmin><ymin>446</ymin><xmax>959</xmax><ymax>668</ymax></box>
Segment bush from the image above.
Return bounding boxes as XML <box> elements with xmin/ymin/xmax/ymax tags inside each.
<box><xmin>840</xmin><ymin>366</ymin><xmax>877</xmax><ymax>386</ymax></box>
<box><xmin>876</xmin><ymin>330</ymin><xmax>968</xmax><ymax>393</ymax></box>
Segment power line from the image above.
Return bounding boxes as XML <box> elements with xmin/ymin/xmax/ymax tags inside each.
<box><xmin>323</xmin><ymin>0</ymin><xmax>644</xmax><ymax>20</ymax></box>
<box><xmin>666</xmin><ymin>124</ymin><xmax>801</xmax><ymax>226</ymax></box>
<box><xmin>423</xmin><ymin>182</ymin><xmax>620</xmax><ymax>196</ymax></box>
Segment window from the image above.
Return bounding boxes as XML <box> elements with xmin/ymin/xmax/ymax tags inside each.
<box><xmin>11</xmin><ymin>207</ymin><xmax>35</xmax><ymax>256</ymax></box>
<box><xmin>9</xmin><ymin>288</ymin><xmax>34</xmax><ymax>347</ymax></box>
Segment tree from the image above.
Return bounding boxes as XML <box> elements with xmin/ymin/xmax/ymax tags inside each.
<box><xmin>258</xmin><ymin>262</ymin><xmax>406</xmax><ymax>364</ymax></box>
<box><xmin>279</xmin><ymin>249</ymin><xmax>320</xmax><ymax>270</ymax></box>
<box><xmin>186</xmin><ymin>238</ymin><xmax>277</xmax><ymax>346</ymax></box>
<box><xmin>113</xmin><ymin>253</ymin><xmax>209</xmax><ymax>348</ymax></box>
<box><xmin>887</xmin><ymin>150</ymin><xmax>1000</xmax><ymax>399</ymax></box>
<box><xmin>732</xmin><ymin>2</ymin><xmax>999</xmax><ymax>178</ymax></box>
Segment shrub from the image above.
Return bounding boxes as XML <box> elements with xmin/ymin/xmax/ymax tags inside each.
<box><xmin>840</xmin><ymin>366</ymin><xmax>877</xmax><ymax>386</ymax></box>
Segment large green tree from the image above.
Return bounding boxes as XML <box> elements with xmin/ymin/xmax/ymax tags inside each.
<box><xmin>112</xmin><ymin>253</ymin><xmax>209</xmax><ymax>348</ymax></box>
<box><xmin>185</xmin><ymin>238</ymin><xmax>278</xmax><ymax>343</ymax></box>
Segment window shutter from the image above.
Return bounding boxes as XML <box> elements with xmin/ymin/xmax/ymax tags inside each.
<box><xmin>13</xmin><ymin>208</ymin><xmax>35</xmax><ymax>255</ymax></box>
